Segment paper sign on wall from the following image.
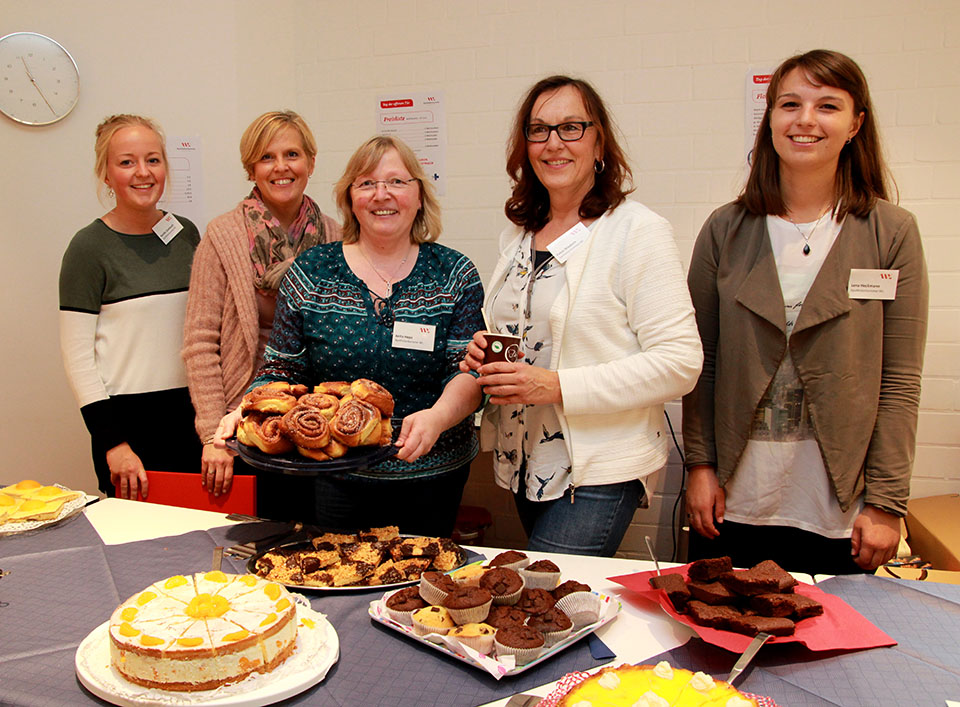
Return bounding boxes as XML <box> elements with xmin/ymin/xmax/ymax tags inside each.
<box><xmin>376</xmin><ymin>92</ymin><xmax>446</xmax><ymax>196</ymax></box>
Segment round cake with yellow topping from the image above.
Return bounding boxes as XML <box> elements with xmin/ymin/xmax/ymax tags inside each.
<box><xmin>108</xmin><ymin>571</ymin><xmax>298</xmax><ymax>691</ymax></box>
<box><xmin>558</xmin><ymin>661</ymin><xmax>759</xmax><ymax>707</ymax></box>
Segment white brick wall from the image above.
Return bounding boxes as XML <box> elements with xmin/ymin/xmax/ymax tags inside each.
<box><xmin>279</xmin><ymin>0</ymin><xmax>960</xmax><ymax>558</ymax></box>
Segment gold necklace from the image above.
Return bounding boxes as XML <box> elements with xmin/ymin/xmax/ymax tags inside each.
<box><xmin>787</xmin><ymin>205</ymin><xmax>832</xmax><ymax>256</ymax></box>
<box><xmin>356</xmin><ymin>242</ymin><xmax>412</xmax><ymax>297</ymax></box>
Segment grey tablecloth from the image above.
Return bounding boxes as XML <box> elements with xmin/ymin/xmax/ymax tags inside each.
<box><xmin>646</xmin><ymin>574</ymin><xmax>960</xmax><ymax>706</ymax></box>
<box><xmin>0</xmin><ymin>513</ymin><xmax>609</xmax><ymax>706</ymax></box>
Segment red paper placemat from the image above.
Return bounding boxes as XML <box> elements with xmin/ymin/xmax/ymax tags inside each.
<box><xmin>609</xmin><ymin>565</ymin><xmax>896</xmax><ymax>653</ymax></box>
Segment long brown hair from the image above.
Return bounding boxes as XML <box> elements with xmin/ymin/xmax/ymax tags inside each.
<box><xmin>739</xmin><ymin>49</ymin><xmax>892</xmax><ymax>220</ymax></box>
<box><xmin>505</xmin><ymin>75</ymin><xmax>633</xmax><ymax>232</ymax></box>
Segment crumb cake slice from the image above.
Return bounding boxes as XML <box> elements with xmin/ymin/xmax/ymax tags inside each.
<box><xmin>108</xmin><ymin>572</ymin><xmax>298</xmax><ymax>691</ymax></box>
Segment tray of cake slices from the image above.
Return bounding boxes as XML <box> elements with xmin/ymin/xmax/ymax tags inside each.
<box><xmin>248</xmin><ymin>526</ymin><xmax>478</xmax><ymax>592</ymax></box>
<box><xmin>367</xmin><ymin>550</ymin><xmax>621</xmax><ymax>679</ymax></box>
<box><xmin>0</xmin><ymin>480</ymin><xmax>88</xmax><ymax>536</ymax></box>
<box><xmin>76</xmin><ymin>570</ymin><xmax>339</xmax><ymax>706</ymax></box>
<box><xmin>227</xmin><ymin>379</ymin><xmax>399</xmax><ymax>476</ymax></box>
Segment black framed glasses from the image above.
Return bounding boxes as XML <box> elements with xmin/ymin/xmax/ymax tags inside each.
<box><xmin>351</xmin><ymin>177</ymin><xmax>419</xmax><ymax>194</ymax></box>
<box><xmin>524</xmin><ymin>121</ymin><xmax>594</xmax><ymax>142</ymax></box>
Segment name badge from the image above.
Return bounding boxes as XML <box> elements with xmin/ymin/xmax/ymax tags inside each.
<box><xmin>848</xmin><ymin>269</ymin><xmax>899</xmax><ymax>300</ymax></box>
<box><xmin>392</xmin><ymin>321</ymin><xmax>436</xmax><ymax>351</ymax></box>
<box><xmin>153</xmin><ymin>213</ymin><xmax>184</xmax><ymax>245</ymax></box>
<box><xmin>546</xmin><ymin>222</ymin><xmax>591</xmax><ymax>264</ymax></box>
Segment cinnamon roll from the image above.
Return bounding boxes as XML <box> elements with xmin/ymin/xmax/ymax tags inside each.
<box><xmin>322</xmin><ymin>439</ymin><xmax>349</xmax><ymax>459</ymax></box>
<box><xmin>351</xmin><ymin>378</ymin><xmax>395</xmax><ymax>417</ymax></box>
<box><xmin>240</xmin><ymin>383</ymin><xmax>299</xmax><ymax>415</ymax></box>
<box><xmin>280</xmin><ymin>404</ymin><xmax>331</xmax><ymax>450</ymax></box>
<box><xmin>237</xmin><ymin>414</ymin><xmax>293</xmax><ymax>455</ymax></box>
<box><xmin>314</xmin><ymin>381</ymin><xmax>352</xmax><ymax>397</ymax></box>
<box><xmin>379</xmin><ymin>418</ymin><xmax>393</xmax><ymax>447</ymax></box>
<box><xmin>330</xmin><ymin>399</ymin><xmax>382</xmax><ymax>447</ymax></box>
<box><xmin>298</xmin><ymin>393</ymin><xmax>340</xmax><ymax>420</ymax></box>
<box><xmin>297</xmin><ymin>446</ymin><xmax>331</xmax><ymax>462</ymax></box>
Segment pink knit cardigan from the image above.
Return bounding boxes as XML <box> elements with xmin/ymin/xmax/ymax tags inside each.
<box><xmin>181</xmin><ymin>203</ymin><xmax>341</xmax><ymax>441</ymax></box>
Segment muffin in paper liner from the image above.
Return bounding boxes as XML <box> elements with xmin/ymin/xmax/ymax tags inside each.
<box><xmin>411</xmin><ymin>606</ymin><xmax>455</xmax><ymax>636</ymax></box>
<box><xmin>448</xmin><ymin>622</ymin><xmax>496</xmax><ymax>655</ymax></box>
<box><xmin>494</xmin><ymin>628</ymin><xmax>545</xmax><ymax>666</ymax></box>
<box><xmin>449</xmin><ymin>563</ymin><xmax>486</xmax><ymax>587</ymax></box>
<box><xmin>486</xmin><ymin>550</ymin><xmax>530</xmax><ymax>573</ymax></box>
<box><xmin>536</xmin><ymin>622</ymin><xmax>573</xmax><ymax>647</ymax></box>
<box><xmin>446</xmin><ymin>597</ymin><xmax>492</xmax><ymax>625</ymax></box>
<box><xmin>383</xmin><ymin>588</ymin><xmax>426</xmax><ymax>626</ymax></box>
<box><xmin>490</xmin><ymin>586</ymin><xmax>523</xmax><ymax>606</ymax></box>
<box><xmin>555</xmin><ymin>590</ymin><xmax>602</xmax><ymax>627</ymax></box>
<box><xmin>418</xmin><ymin>574</ymin><xmax>453</xmax><ymax>606</ymax></box>
<box><xmin>520</xmin><ymin>566</ymin><xmax>561</xmax><ymax>590</ymax></box>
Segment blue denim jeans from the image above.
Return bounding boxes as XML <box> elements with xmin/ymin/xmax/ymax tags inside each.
<box><xmin>514</xmin><ymin>479</ymin><xmax>646</xmax><ymax>557</ymax></box>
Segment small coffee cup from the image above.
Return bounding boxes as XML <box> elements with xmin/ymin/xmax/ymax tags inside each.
<box><xmin>483</xmin><ymin>333</ymin><xmax>523</xmax><ymax>364</ymax></box>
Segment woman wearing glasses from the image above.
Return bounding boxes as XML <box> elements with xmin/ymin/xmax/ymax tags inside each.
<box><xmin>460</xmin><ymin>76</ymin><xmax>702</xmax><ymax>556</ymax></box>
<box><xmin>216</xmin><ymin>135</ymin><xmax>484</xmax><ymax>535</ymax></box>
<box><xmin>182</xmin><ymin>111</ymin><xmax>341</xmax><ymax>518</ymax></box>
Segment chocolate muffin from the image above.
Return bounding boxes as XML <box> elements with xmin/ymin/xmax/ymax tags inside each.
<box><xmin>552</xmin><ymin>580</ymin><xmax>591</xmax><ymax>600</ymax></box>
<box><xmin>494</xmin><ymin>625</ymin><xmax>545</xmax><ymax>665</ymax></box>
<box><xmin>487</xmin><ymin>550</ymin><xmax>529</xmax><ymax>570</ymax></box>
<box><xmin>486</xmin><ymin>605</ymin><xmax>528</xmax><ymax>630</ymax></box>
<box><xmin>386</xmin><ymin>586</ymin><xmax>427</xmax><ymax>612</ymax></box>
<box><xmin>525</xmin><ymin>606</ymin><xmax>573</xmax><ymax>633</ymax></box>
<box><xmin>443</xmin><ymin>586</ymin><xmax>493</xmax><ymax>624</ymax></box>
<box><xmin>419</xmin><ymin>570</ymin><xmax>459</xmax><ymax>604</ymax></box>
<box><xmin>525</xmin><ymin>559</ymin><xmax>560</xmax><ymax>572</ymax></box>
<box><xmin>516</xmin><ymin>588</ymin><xmax>556</xmax><ymax>615</ymax></box>
<box><xmin>479</xmin><ymin>567</ymin><xmax>523</xmax><ymax>604</ymax></box>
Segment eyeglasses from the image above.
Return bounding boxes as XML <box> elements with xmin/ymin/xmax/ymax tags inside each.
<box><xmin>524</xmin><ymin>121</ymin><xmax>594</xmax><ymax>142</ymax></box>
<box><xmin>351</xmin><ymin>177</ymin><xmax>419</xmax><ymax>194</ymax></box>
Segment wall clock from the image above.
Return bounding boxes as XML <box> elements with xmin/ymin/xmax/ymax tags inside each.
<box><xmin>0</xmin><ymin>32</ymin><xmax>79</xmax><ymax>126</ymax></box>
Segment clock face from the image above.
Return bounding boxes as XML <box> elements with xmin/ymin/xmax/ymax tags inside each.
<box><xmin>0</xmin><ymin>32</ymin><xmax>79</xmax><ymax>126</ymax></box>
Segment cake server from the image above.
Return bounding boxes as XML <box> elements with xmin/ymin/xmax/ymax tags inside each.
<box><xmin>726</xmin><ymin>631</ymin><xmax>771</xmax><ymax>685</ymax></box>
<box><xmin>644</xmin><ymin>535</ymin><xmax>661</xmax><ymax>575</ymax></box>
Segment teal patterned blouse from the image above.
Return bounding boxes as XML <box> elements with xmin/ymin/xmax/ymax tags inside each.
<box><xmin>253</xmin><ymin>242</ymin><xmax>484</xmax><ymax>478</ymax></box>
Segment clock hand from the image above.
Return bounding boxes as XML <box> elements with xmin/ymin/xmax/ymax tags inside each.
<box><xmin>20</xmin><ymin>56</ymin><xmax>56</xmax><ymax>116</ymax></box>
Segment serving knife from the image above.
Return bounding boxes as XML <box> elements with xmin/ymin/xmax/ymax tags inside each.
<box><xmin>726</xmin><ymin>631</ymin><xmax>771</xmax><ymax>685</ymax></box>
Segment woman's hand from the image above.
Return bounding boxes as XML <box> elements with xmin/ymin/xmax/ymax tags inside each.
<box><xmin>201</xmin><ymin>443</ymin><xmax>235</xmax><ymax>496</ymax></box>
<box><xmin>107</xmin><ymin>442</ymin><xmax>148</xmax><ymax>500</ymax></box>
<box><xmin>458</xmin><ymin>330</ymin><xmax>488</xmax><ymax>374</ymax></box>
<box><xmin>851</xmin><ymin>505</ymin><xmax>901</xmax><ymax>570</ymax></box>
<box><xmin>686</xmin><ymin>465</ymin><xmax>724</xmax><ymax>539</ymax></box>
<box><xmin>214</xmin><ymin>408</ymin><xmax>243</xmax><ymax>450</ymax></box>
<box><xmin>475</xmin><ymin>362</ymin><xmax>561</xmax><ymax>406</ymax></box>
<box><xmin>395</xmin><ymin>409</ymin><xmax>444</xmax><ymax>463</ymax></box>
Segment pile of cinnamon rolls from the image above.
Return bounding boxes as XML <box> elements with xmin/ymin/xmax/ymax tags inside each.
<box><xmin>237</xmin><ymin>379</ymin><xmax>395</xmax><ymax>461</ymax></box>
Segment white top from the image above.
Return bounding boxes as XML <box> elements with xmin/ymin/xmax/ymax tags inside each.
<box><xmin>724</xmin><ymin>215</ymin><xmax>864</xmax><ymax>538</ymax></box>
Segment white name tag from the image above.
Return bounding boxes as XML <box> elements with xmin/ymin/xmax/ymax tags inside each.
<box><xmin>392</xmin><ymin>321</ymin><xmax>436</xmax><ymax>351</ymax></box>
<box><xmin>546</xmin><ymin>222</ymin><xmax>591</xmax><ymax>264</ymax></box>
<box><xmin>153</xmin><ymin>213</ymin><xmax>184</xmax><ymax>244</ymax></box>
<box><xmin>848</xmin><ymin>269</ymin><xmax>899</xmax><ymax>300</ymax></box>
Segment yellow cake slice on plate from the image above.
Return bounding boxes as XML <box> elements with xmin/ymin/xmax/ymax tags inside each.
<box><xmin>8</xmin><ymin>497</ymin><xmax>66</xmax><ymax>522</ymax></box>
<box><xmin>2</xmin><ymin>480</ymin><xmax>43</xmax><ymax>497</ymax></box>
<box><xmin>26</xmin><ymin>485</ymin><xmax>81</xmax><ymax>504</ymax></box>
<box><xmin>0</xmin><ymin>494</ymin><xmax>21</xmax><ymax>522</ymax></box>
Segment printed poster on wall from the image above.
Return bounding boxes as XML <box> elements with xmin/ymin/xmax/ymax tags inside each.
<box><xmin>158</xmin><ymin>135</ymin><xmax>206</xmax><ymax>233</ymax></box>
<box><xmin>376</xmin><ymin>92</ymin><xmax>446</xmax><ymax>196</ymax></box>
<box><xmin>745</xmin><ymin>69</ymin><xmax>773</xmax><ymax>167</ymax></box>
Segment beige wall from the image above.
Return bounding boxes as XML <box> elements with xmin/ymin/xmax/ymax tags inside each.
<box><xmin>3</xmin><ymin>1</ymin><xmax>958</xmax><ymax>559</ymax></box>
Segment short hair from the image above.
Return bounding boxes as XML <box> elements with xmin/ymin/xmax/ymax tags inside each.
<box><xmin>94</xmin><ymin>114</ymin><xmax>166</xmax><ymax>203</ymax></box>
<box><xmin>505</xmin><ymin>75</ymin><xmax>633</xmax><ymax>233</ymax></box>
<box><xmin>334</xmin><ymin>135</ymin><xmax>441</xmax><ymax>244</ymax></box>
<box><xmin>739</xmin><ymin>49</ymin><xmax>892</xmax><ymax>220</ymax></box>
<box><xmin>239</xmin><ymin>111</ymin><xmax>317</xmax><ymax>179</ymax></box>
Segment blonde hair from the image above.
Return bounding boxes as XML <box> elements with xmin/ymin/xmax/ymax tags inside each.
<box><xmin>94</xmin><ymin>114</ymin><xmax>167</xmax><ymax>203</ymax></box>
<box><xmin>334</xmin><ymin>135</ymin><xmax>441</xmax><ymax>244</ymax></box>
<box><xmin>239</xmin><ymin>110</ymin><xmax>317</xmax><ymax>179</ymax></box>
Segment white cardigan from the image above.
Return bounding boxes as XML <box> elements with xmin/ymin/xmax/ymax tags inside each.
<box><xmin>480</xmin><ymin>201</ymin><xmax>703</xmax><ymax>490</ymax></box>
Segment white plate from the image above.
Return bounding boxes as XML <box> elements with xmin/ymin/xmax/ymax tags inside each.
<box><xmin>75</xmin><ymin>601</ymin><xmax>338</xmax><ymax>706</ymax></box>
<box><xmin>0</xmin><ymin>488</ymin><xmax>90</xmax><ymax>535</ymax></box>
<box><xmin>368</xmin><ymin>590</ymin><xmax>620</xmax><ymax>680</ymax></box>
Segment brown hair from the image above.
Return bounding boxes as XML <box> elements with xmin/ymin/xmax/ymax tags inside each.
<box><xmin>739</xmin><ymin>49</ymin><xmax>892</xmax><ymax>220</ymax></box>
<box><xmin>94</xmin><ymin>114</ymin><xmax>167</xmax><ymax>203</ymax></box>
<box><xmin>505</xmin><ymin>75</ymin><xmax>633</xmax><ymax>232</ymax></box>
<box><xmin>239</xmin><ymin>110</ymin><xmax>317</xmax><ymax>179</ymax></box>
<box><xmin>334</xmin><ymin>135</ymin><xmax>441</xmax><ymax>244</ymax></box>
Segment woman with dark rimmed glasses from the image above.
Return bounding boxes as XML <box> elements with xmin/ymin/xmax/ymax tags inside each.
<box><xmin>460</xmin><ymin>75</ymin><xmax>702</xmax><ymax>556</ymax></box>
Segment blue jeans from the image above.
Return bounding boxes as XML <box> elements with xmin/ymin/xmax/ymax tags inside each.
<box><xmin>514</xmin><ymin>479</ymin><xmax>646</xmax><ymax>557</ymax></box>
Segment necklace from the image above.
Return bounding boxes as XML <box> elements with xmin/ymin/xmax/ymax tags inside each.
<box><xmin>787</xmin><ymin>205</ymin><xmax>832</xmax><ymax>256</ymax></box>
<box><xmin>356</xmin><ymin>242</ymin><xmax>413</xmax><ymax>297</ymax></box>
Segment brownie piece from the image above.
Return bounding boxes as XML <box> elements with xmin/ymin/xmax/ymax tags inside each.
<box><xmin>649</xmin><ymin>574</ymin><xmax>691</xmax><ymax>610</ymax></box>
<box><xmin>552</xmin><ymin>580</ymin><xmax>591</xmax><ymax>600</ymax></box>
<box><xmin>525</xmin><ymin>559</ymin><xmax>560</xmax><ymax>572</ymax></box>
<box><xmin>753</xmin><ymin>560</ymin><xmax>798</xmax><ymax>592</ymax></box>
<box><xmin>488</xmin><ymin>550</ymin><xmax>528</xmax><ymax>567</ymax></box>
<box><xmin>685</xmin><ymin>600</ymin><xmax>742</xmax><ymax>629</ymax></box>
<box><xmin>432</xmin><ymin>539</ymin><xmax>463</xmax><ymax>571</ymax></box>
<box><xmin>750</xmin><ymin>593</ymin><xmax>823</xmax><ymax>620</ymax></box>
<box><xmin>525</xmin><ymin>606</ymin><xmax>572</xmax><ymax>633</ymax></box>
<box><xmin>358</xmin><ymin>525</ymin><xmax>399</xmax><ymax>542</ymax></box>
<box><xmin>719</xmin><ymin>568</ymin><xmax>781</xmax><ymax>596</ymax></box>
<box><xmin>725</xmin><ymin>615</ymin><xmax>795</xmax><ymax>637</ymax></box>
<box><xmin>486</xmin><ymin>605</ymin><xmax>528</xmax><ymax>629</ymax></box>
<box><xmin>386</xmin><ymin>586</ymin><xmax>427</xmax><ymax>612</ymax></box>
<box><xmin>339</xmin><ymin>541</ymin><xmax>386</xmax><ymax>566</ymax></box>
<box><xmin>390</xmin><ymin>537</ymin><xmax>442</xmax><ymax>560</ymax></box>
<box><xmin>480</xmin><ymin>568</ymin><xmax>523</xmax><ymax>596</ymax></box>
<box><xmin>687</xmin><ymin>556</ymin><xmax>733</xmax><ymax>581</ymax></box>
<box><xmin>516</xmin><ymin>588</ymin><xmax>556</xmax><ymax>615</ymax></box>
<box><xmin>688</xmin><ymin>580</ymin><xmax>739</xmax><ymax>606</ymax></box>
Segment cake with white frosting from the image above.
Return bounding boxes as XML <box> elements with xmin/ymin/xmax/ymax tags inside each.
<box><xmin>108</xmin><ymin>571</ymin><xmax>298</xmax><ymax>691</ymax></box>
<box><xmin>557</xmin><ymin>661</ymin><xmax>758</xmax><ymax>707</ymax></box>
